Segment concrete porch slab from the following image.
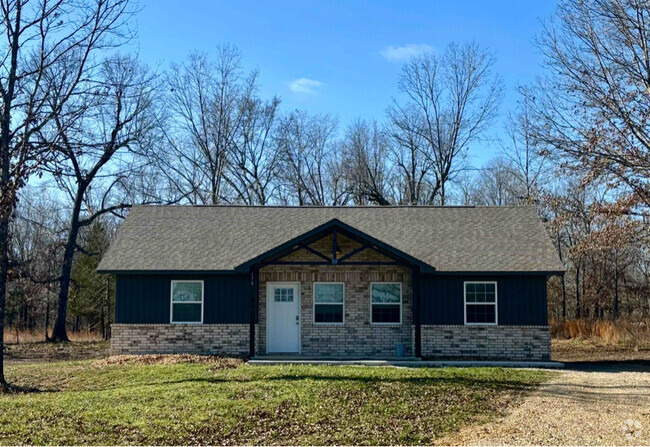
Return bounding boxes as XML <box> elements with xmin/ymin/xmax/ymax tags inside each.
<box><xmin>247</xmin><ymin>358</ymin><xmax>565</xmax><ymax>368</ymax></box>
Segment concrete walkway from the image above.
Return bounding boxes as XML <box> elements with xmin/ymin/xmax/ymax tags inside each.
<box><xmin>248</xmin><ymin>358</ymin><xmax>564</xmax><ymax>368</ymax></box>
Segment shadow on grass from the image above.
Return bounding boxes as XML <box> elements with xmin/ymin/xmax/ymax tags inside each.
<box><xmin>561</xmin><ymin>359</ymin><xmax>650</xmax><ymax>372</ymax></box>
<box><xmin>84</xmin><ymin>372</ymin><xmax>543</xmax><ymax>395</ymax></box>
<box><xmin>0</xmin><ymin>383</ymin><xmax>44</xmax><ymax>395</ymax></box>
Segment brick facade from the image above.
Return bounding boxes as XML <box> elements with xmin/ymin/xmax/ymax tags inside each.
<box><xmin>258</xmin><ymin>233</ymin><xmax>414</xmax><ymax>357</ymax></box>
<box><xmin>420</xmin><ymin>325</ymin><xmax>551</xmax><ymax>361</ymax></box>
<box><xmin>110</xmin><ymin>324</ymin><xmax>253</xmax><ymax>356</ymax></box>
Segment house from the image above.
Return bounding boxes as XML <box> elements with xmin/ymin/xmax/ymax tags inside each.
<box><xmin>97</xmin><ymin>205</ymin><xmax>564</xmax><ymax>361</ymax></box>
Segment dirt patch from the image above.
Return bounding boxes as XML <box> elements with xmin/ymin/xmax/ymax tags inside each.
<box><xmin>552</xmin><ymin>338</ymin><xmax>650</xmax><ymax>362</ymax></box>
<box><xmin>4</xmin><ymin>340</ymin><xmax>109</xmax><ymax>363</ymax></box>
<box><xmin>92</xmin><ymin>354</ymin><xmax>245</xmax><ymax>369</ymax></box>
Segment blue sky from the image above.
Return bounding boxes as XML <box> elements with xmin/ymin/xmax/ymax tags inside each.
<box><xmin>133</xmin><ymin>0</ymin><xmax>557</xmax><ymax>167</ymax></box>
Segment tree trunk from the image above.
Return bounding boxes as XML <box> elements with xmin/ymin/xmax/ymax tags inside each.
<box><xmin>0</xmin><ymin>209</ymin><xmax>8</xmax><ymax>388</ymax></box>
<box><xmin>50</xmin><ymin>190</ymin><xmax>85</xmax><ymax>342</ymax></box>
<box><xmin>44</xmin><ymin>293</ymin><xmax>50</xmax><ymax>342</ymax></box>
<box><xmin>104</xmin><ymin>276</ymin><xmax>111</xmax><ymax>341</ymax></box>
<box><xmin>613</xmin><ymin>251</ymin><xmax>619</xmax><ymax>319</ymax></box>
<box><xmin>556</xmin><ymin>234</ymin><xmax>567</xmax><ymax>320</ymax></box>
<box><xmin>575</xmin><ymin>264</ymin><xmax>581</xmax><ymax>319</ymax></box>
<box><xmin>561</xmin><ymin>275</ymin><xmax>567</xmax><ymax>320</ymax></box>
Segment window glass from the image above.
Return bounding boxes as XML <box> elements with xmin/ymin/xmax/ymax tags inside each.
<box><xmin>171</xmin><ymin>281</ymin><xmax>202</xmax><ymax>323</ymax></box>
<box><xmin>371</xmin><ymin>283</ymin><xmax>401</xmax><ymax>323</ymax></box>
<box><xmin>465</xmin><ymin>282</ymin><xmax>497</xmax><ymax>324</ymax></box>
<box><xmin>172</xmin><ymin>282</ymin><xmax>202</xmax><ymax>302</ymax></box>
<box><xmin>274</xmin><ymin>288</ymin><xmax>294</xmax><ymax>302</ymax></box>
<box><xmin>371</xmin><ymin>283</ymin><xmax>401</xmax><ymax>303</ymax></box>
<box><xmin>314</xmin><ymin>283</ymin><xmax>344</xmax><ymax>323</ymax></box>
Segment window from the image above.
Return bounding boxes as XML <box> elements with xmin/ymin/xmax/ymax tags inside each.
<box><xmin>464</xmin><ymin>282</ymin><xmax>497</xmax><ymax>325</ymax></box>
<box><xmin>314</xmin><ymin>283</ymin><xmax>344</xmax><ymax>323</ymax></box>
<box><xmin>370</xmin><ymin>282</ymin><xmax>402</xmax><ymax>324</ymax></box>
<box><xmin>274</xmin><ymin>287</ymin><xmax>294</xmax><ymax>302</ymax></box>
<box><xmin>171</xmin><ymin>280</ymin><xmax>203</xmax><ymax>323</ymax></box>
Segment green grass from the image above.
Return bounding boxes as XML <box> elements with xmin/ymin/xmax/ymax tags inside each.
<box><xmin>1</xmin><ymin>358</ymin><xmax>553</xmax><ymax>445</ymax></box>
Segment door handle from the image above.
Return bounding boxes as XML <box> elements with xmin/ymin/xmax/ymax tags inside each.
<box><xmin>296</xmin><ymin>315</ymin><xmax>299</xmax><ymax>325</ymax></box>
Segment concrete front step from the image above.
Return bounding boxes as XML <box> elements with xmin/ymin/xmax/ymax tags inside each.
<box><xmin>248</xmin><ymin>358</ymin><xmax>564</xmax><ymax>368</ymax></box>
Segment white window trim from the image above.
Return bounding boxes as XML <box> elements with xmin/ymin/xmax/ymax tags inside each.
<box><xmin>313</xmin><ymin>282</ymin><xmax>345</xmax><ymax>325</ymax></box>
<box><xmin>369</xmin><ymin>282</ymin><xmax>402</xmax><ymax>325</ymax></box>
<box><xmin>170</xmin><ymin>280</ymin><xmax>204</xmax><ymax>324</ymax></box>
<box><xmin>463</xmin><ymin>281</ymin><xmax>498</xmax><ymax>326</ymax></box>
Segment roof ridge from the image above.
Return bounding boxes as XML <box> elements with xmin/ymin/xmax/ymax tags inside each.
<box><xmin>131</xmin><ymin>204</ymin><xmax>536</xmax><ymax>209</ymax></box>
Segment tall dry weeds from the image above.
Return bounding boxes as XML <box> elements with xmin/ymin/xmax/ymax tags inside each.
<box><xmin>551</xmin><ymin>319</ymin><xmax>650</xmax><ymax>346</ymax></box>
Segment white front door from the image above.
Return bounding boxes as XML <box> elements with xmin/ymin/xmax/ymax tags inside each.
<box><xmin>267</xmin><ymin>282</ymin><xmax>301</xmax><ymax>353</ymax></box>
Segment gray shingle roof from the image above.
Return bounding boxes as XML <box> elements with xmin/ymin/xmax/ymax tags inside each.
<box><xmin>97</xmin><ymin>205</ymin><xmax>564</xmax><ymax>273</ymax></box>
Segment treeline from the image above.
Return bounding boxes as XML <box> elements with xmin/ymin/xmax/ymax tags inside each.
<box><xmin>1</xmin><ymin>0</ymin><xmax>650</xmax><ymax>383</ymax></box>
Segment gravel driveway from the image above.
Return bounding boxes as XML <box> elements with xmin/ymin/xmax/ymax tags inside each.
<box><xmin>440</xmin><ymin>362</ymin><xmax>650</xmax><ymax>446</ymax></box>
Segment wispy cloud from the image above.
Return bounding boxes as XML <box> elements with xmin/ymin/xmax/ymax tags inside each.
<box><xmin>288</xmin><ymin>78</ymin><xmax>323</xmax><ymax>94</ymax></box>
<box><xmin>380</xmin><ymin>43</ymin><xmax>434</xmax><ymax>62</ymax></box>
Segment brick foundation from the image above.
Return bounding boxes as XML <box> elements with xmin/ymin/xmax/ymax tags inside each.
<box><xmin>421</xmin><ymin>325</ymin><xmax>551</xmax><ymax>361</ymax></box>
<box><xmin>110</xmin><ymin>324</ymin><xmax>252</xmax><ymax>356</ymax></box>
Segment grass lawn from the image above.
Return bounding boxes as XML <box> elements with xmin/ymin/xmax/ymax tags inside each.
<box><xmin>1</xmin><ymin>352</ymin><xmax>553</xmax><ymax>446</ymax></box>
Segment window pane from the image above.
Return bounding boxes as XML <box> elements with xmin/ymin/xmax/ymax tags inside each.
<box><xmin>172</xmin><ymin>282</ymin><xmax>202</xmax><ymax>302</ymax></box>
<box><xmin>314</xmin><ymin>304</ymin><xmax>343</xmax><ymax>323</ymax></box>
<box><xmin>372</xmin><ymin>304</ymin><xmax>400</xmax><ymax>323</ymax></box>
<box><xmin>466</xmin><ymin>304</ymin><xmax>496</xmax><ymax>324</ymax></box>
<box><xmin>274</xmin><ymin>288</ymin><xmax>294</xmax><ymax>302</ymax></box>
<box><xmin>371</xmin><ymin>283</ymin><xmax>401</xmax><ymax>303</ymax></box>
<box><xmin>466</xmin><ymin>283</ymin><xmax>496</xmax><ymax>304</ymax></box>
<box><xmin>314</xmin><ymin>283</ymin><xmax>344</xmax><ymax>303</ymax></box>
<box><xmin>172</xmin><ymin>303</ymin><xmax>201</xmax><ymax>322</ymax></box>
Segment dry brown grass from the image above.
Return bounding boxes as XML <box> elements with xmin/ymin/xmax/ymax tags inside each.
<box><xmin>3</xmin><ymin>329</ymin><xmax>102</xmax><ymax>344</ymax></box>
<box><xmin>551</xmin><ymin>318</ymin><xmax>650</xmax><ymax>346</ymax></box>
<box><xmin>92</xmin><ymin>354</ymin><xmax>244</xmax><ymax>369</ymax></box>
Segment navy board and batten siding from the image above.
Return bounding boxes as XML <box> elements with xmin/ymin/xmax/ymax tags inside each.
<box><xmin>115</xmin><ymin>274</ymin><xmax>253</xmax><ymax>324</ymax></box>
<box><xmin>116</xmin><ymin>272</ymin><xmax>548</xmax><ymax>326</ymax></box>
<box><xmin>419</xmin><ymin>274</ymin><xmax>548</xmax><ymax>326</ymax></box>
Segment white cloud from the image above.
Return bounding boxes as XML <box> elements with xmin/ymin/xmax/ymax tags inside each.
<box><xmin>288</xmin><ymin>78</ymin><xmax>323</xmax><ymax>94</ymax></box>
<box><xmin>380</xmin><ymin>43</ymin><xmax>434</xmax><ymax>62</ymax></box>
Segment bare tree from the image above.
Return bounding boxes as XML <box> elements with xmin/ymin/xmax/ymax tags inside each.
<box><xmin>388</xmin><ymin>42</ymin><xmax>503</xmax><ymax>205</ymax></box>
<box><xmin>0</xmin><ymin>0</ymin><xmax>134</xmax><ymax>389</ymax></box>
<box><xmin>226</xmin><ymin>95</ymin><xmax>281</xmax><ymax>204</ymax></box>
<box><xmin>159</xmin><ymin>46</ymin><xmax>258</xmax><ymax>204</ymax></box>
<box><xmin>385</xmin><ymin>106</ymin><xmax>433</xmax><ymax>204</ymax></box>
<box><xmin>342</xmin><ymin>119</ymin><xmax>393</xmax><ymax>205</ymax></box>
<box><xmin>275</xmin><ymin>110</ymin><xmax>340</xmax><ymax>205</ymax></box>
<box><xmin>40</xmin><ymin>55</ymin><xmax>158</xmax><ymax>342</ymax></box>
<box><xmin>470</xmin><ymin>157</ymin><xmax>525</xmax><ymax>206</ymax></box>
<box><xmin>533</xmin><ymin>0</ymin><xmax>650</xmax><ymax>216</ymax></box>
<box><xmin>501</xmin><ymin>92</ymin><xmax>549</xmax><ymax>203</ymax></box>
<box><xmin>11</xmin><ymin>186</ymin><xmax>65</xmax><ymax>339</ymax></box>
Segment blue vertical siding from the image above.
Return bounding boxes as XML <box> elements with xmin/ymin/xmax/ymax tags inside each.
<box><xmin>420</xmin><ymin>274</ymin><xmax>548</xmax><ymax>325</ymax></box>
<box><xmin>115</xmin><ymin>274</ymin><xmax>251</xmax><ymax>324</ymax></box>
<box><xmin>116</xmin><ymin>272</ymin><xmax>547</xmax><ymax>326</ymax></box>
